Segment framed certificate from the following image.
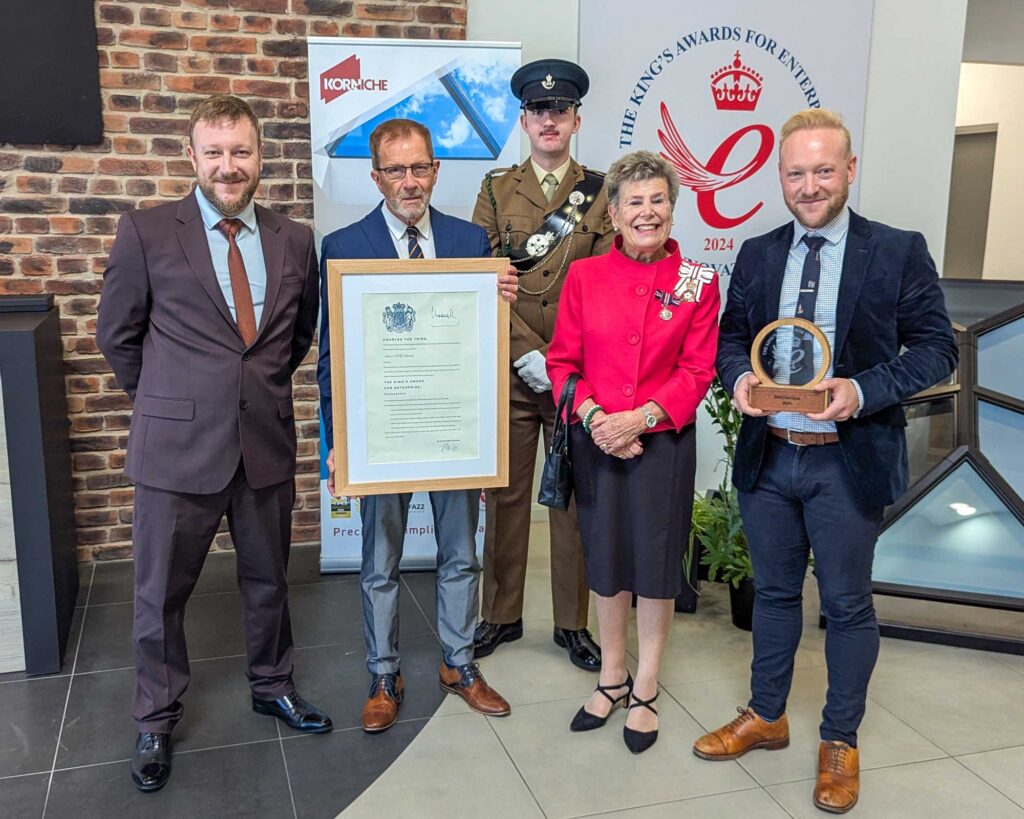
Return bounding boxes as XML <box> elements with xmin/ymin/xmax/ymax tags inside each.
<box><xmin>326</xmin><ymin>258</ymin><xmax>510</xmax><ymax>496</ymax></box>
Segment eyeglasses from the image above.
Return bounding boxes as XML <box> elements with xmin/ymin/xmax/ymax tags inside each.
<box><xmin>523</xmin><ymin>106</ymin><xmax>575</xmax><ymax>120</ymax></box>
<box><xmin>375</xmin><ymin>163</ymin><xmax>435</xmax><ymax>181</ymax></box>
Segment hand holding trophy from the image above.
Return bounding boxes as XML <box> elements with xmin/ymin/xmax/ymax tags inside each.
<box><xmin>749</xmin><ymin>317</ymin><xmax>832</xmax><ymax>413</ymax></box>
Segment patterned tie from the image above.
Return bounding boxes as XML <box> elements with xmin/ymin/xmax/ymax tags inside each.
<box><xmin>215</xmin><ymin>218</ymin><xmax>257</xmax><ymax>346</ymax></box>
<box><xmin>542</xmin><ymin>173</ymin><xmax>558</xmax><ymax>202</ymax></box>
<box><xmin>406</xmin><ymin>225</ymin><xmax>424</xmax><ymax>259</ymax></box>
<box><xmin>791</xmin><ymin>234</ymin><xmax>827</xmax><ymax>384</ymax></box>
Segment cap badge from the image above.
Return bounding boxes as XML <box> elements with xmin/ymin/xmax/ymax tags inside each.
<box><xmin>541</xmin><ymin>74</ymin><xmax>555</xmax><ymax>90</ymax></box>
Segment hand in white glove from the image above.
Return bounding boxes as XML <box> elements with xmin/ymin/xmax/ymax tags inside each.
<box><xmin>513</xmin><ymin>350</ymin><xmax>552</xmax><ymax>393</ymax></box>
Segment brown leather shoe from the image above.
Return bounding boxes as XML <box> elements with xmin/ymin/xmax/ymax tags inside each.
<box><xmin>361</xmin><ymin>672</ymin><xmax>403</xmax><ymax>733</ymax></box>
<box><xmin>439</xmin><ymin>662</ymin><xmax>510</xmax><ymax>717</ymax></box>
<box><xmin>693</xmin><ymin>706</ymin><xmax>790</xmax><ymax>760</ymax></box>
<box><xmin>814</xmin><ymin>740</ymin><xmax>859</xmax><ymax>814</ymax></box>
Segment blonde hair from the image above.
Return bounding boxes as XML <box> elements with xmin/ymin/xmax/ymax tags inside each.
<box><xmin>779</xmin><ymin>109</ymin><xmax>851</xmax><ymax>157</ymax></box>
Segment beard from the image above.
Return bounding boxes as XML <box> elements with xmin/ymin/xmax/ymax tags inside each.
<box><xmin>198</xmin><ymin>173</ymin><xmax>259</xmax><ymax>217</ymax></box>
<box><xmin>387</xmin><ymin>190</ymin><xmax>429</xmax><ymax>223</ymax></box>
<box><xmin>786</xmin><ymin>187</ymin><xmax>848</xmax><ymax>230</ymax></box>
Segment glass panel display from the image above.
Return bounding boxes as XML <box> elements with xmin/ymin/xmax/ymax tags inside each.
<box><xmin>977</xmin><ymin>315</ymin><xmax>1024</xmax><ymax>402</ymax></box>
<box><xmin>978</xmin><ymin>400</ymin><xmax>1024</xmax><ymax>500</ymax></box>
<box><xmin>904</xmin><ymin>397</ymin><xmax>955</xmax><ymax>487</ymax></box>
<box><xmin>874</xmin><ymin>461</ymin><xmax>1024</xmax><ymax>599</ymax></box>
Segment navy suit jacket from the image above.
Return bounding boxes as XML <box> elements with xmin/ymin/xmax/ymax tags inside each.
<box><xmin>317</xmin><ymin>202</ymin><xmax>490</xmax><ymax>449</ymax></box>
<box><xmin>716</xmin><ymin>209</ymin><xmax>958</xmax><ymax>508</ymax></box>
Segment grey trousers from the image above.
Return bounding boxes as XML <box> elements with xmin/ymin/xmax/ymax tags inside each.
<box><xmin>360</xmin><ymin>490</ymin><xmax>480</xmax><ymax>674</ymax></box>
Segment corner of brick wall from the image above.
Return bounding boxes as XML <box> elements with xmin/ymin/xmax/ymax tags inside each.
<box><xmin>0</xmin><ymin>0</ymin><xmax>468</xmax><ymax>562</ymax></box>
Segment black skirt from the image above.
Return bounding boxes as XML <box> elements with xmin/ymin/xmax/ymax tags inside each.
<box><xmin>571</xmin><ymin>423</ymin><xmax>696</xmax><ymax>599</ymax></box>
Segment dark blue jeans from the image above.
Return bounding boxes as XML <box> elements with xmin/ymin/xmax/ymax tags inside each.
<box><xmin>739</xmin><ymin>435</ymin><xmax>884</xmax><ymax>746</ymax></box>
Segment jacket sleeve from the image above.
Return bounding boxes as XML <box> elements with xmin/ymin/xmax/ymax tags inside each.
<box><xmin>472</xmin><ymin>176</ymin><xmax>502</xmax><ymax>255</ymax></box>
<box><xmin>289</xmin><ymin>227</ymin><xmax>319</xmax><ymax>374</ymax></box>
<box><xmin>317</xmin><ymin>234</ymin><xmax>336</xmax><ymax>449</ymax></box>
<box><xmin>853</xmin><ymin>232</ymin><xmax>958</xmax><ymax>414</ymax></box>
<box><xmin>648</xmin><ymin>275</ymin><xmax>721</xmax><ymax>430</ymax></box>
<box><xmin>546</xmin><ymin>265</ymin><xmax>594</xmax><ymax>416</ymax></box>
<box><xmin>96</xmin><ymin>212</ymin><xmax>149</xmax><ymax>402</ymax></box>
<box><xmin>715</xmin><ymin>241</ymin><xmax>757</xmax><ymax>398</ymax></box>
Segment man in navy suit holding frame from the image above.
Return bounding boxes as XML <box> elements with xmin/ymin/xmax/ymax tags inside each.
<box><xmin>693</xmin><ymin>109</ymin><xmax>957</xmax><ymax>814</ymax></box>
<box><xmin>318</xmin><ymin>119</ymin><xmax>517</xmax><ymax>734</ymax></box>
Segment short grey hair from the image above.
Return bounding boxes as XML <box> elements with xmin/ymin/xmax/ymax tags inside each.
<box><xmin>605</xmin><ymin>150</ymin><xmax>679</xmax><ymax>208</ymax></box>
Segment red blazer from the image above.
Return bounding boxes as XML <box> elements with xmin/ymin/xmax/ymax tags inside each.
<box><xmin>547</xmin><ymin>237</ymin><xmax>719</xmax><ymax>432</ymax></box>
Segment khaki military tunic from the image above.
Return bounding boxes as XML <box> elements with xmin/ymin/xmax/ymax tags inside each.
<box><xmin>472</xmin><ymin>159</ymin><xmax>614</xmax><ymax>629</ymax></box>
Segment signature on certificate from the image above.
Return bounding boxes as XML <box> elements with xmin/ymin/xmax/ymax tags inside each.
<box><xmin>431</xmin><ymin>305</ymin><xmax>460</xmax><ymax>326</ymax></box>
<box><xmin>440</xmin><ymin>441</ymin><xmax>460</xmax><ymax>453</ymax></box>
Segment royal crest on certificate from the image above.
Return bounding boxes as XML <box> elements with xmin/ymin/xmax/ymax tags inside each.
<box><xmin>361</xmin><ymin>291</ymin><xmax>479</xmax><ymax>465</ymax></box>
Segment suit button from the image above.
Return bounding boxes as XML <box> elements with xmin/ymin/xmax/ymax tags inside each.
<box><xmin>242</xmin><ymin>352</ymin><xmax>252</xmax><ymax>361</ymax></box>
<box><xmin>541</xmin><ymin>299</ymin><xmax>549</xmax><ymax>307</ymax></box>
<box><xmin>239</xmin><ymin>400</ymin><xmax>249</xmax><ymax>410</ymax></box>
<box><xmin>628</xmin><ymin>333</ymin><xmax>639</xmax><ymax>345</ymax></box>
<box><xmin>622</xmin><ymin>385</ymin><xmax>634</xmax><ymax>396</ymax></box>
<box><xmin>543</xmin><ymin>270</ymin><xmax>550</xmax><ymax>277</ymax></box>
<box><xmin>635</xmin><ymin>285</ymin><xmax>648</xmax><ymax>297</ymax></box>
<box><xmin>582</xmin><ymin>225</ymin><xmax>589</xmax><ymax>233</ymax></box>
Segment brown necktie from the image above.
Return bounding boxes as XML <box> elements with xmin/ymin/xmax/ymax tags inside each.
<box><xmin>542</xmin><ymin>173</ymin><xmax>558</xmax><ymax>202</ymax></box>
<box><xmin>216</xmin><ymin>218</ymin><xmax>257</xmax><ymax>346</ymax></box>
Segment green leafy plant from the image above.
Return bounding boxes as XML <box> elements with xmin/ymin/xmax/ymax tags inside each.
<box><xmin>686</xmin><ymin>377</ymin><xmax>753</xmax><ymax>589</ymax></box>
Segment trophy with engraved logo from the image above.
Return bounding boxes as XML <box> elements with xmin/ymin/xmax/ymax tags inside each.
<box><xmin>749</xmin><ymin>318</ymin><xmax>831</xmax><ymax>413</ymax></box>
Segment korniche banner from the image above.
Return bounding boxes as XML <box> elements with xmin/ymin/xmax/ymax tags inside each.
<box><xmin>578</xmin><ymin>1</ymin><xmax>874</xmax><ymax>279</ymax></box>
<box><xmin>307</xmin><ymin>37</ymin><xmax>522</xmax><ymax>571</ymax></box>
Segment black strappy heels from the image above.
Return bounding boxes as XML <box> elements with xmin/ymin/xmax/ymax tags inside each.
<box><xmin>623</xmin><ymin>691</ymin><xmax>659</xmax><ymax>753</ymax></box>
<box><xmin>569</xmin><ymin>672</ymin><xmax>634</xmax><ymax>732</ymax></box>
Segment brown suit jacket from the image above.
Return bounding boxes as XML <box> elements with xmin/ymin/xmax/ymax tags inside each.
<box><xmin>96</xmin><ymin>191</ymin><xmax>319</xmax><ymax>494</ymax></box>
<box><xmin>472</xmin><ymin>159</ymin><xmax>614</xmax><ymax>379</ymax></box>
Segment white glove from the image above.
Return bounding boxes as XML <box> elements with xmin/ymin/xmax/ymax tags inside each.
<box><xmin>513</xmin><ymin>350</ymin><xmax>552</xmax><ymax>393</ymax></box>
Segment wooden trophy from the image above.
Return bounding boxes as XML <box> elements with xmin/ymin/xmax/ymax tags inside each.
<box><xmin>749</xmin><ymin>317</ymin><xmax>831</xmax><ymax>413</ymax></box>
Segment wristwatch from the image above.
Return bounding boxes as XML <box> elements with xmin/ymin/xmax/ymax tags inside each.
<box><xmin>641</xmin><ymin>407</ymin><xmax>657</xmax><ymax>429</ymax></box>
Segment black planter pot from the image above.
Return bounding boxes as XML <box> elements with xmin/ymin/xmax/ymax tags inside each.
<box><xmin>729</xmin><ymin>577</ymin><xmax>755</xmax><ymax>631</ymax></box>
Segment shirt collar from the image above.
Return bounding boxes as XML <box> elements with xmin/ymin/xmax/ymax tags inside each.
<box><xmin>194</xmin><ymin>185</ymin><xmax>257</xmax><ymax>234</ymax></box>
<box><xmin>381</xmin><ymin>201</ymin><xmax>432</xmax><ymax>242</ymax></box>
<box><xmin>791</xmin><ymin>206</ymin><xmax>850</xmax><ymax>248</ymax></box>
<box><xmin>530</xmin><ymin>157</ymin><xmax>571</xmax><ymax>187</ymax></box>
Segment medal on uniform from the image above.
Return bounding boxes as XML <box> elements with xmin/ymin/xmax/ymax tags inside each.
<box><xmin>654</xmin><ymin>289</ymin><xmax>681</xmax><ymax>320</ymax></box>
<box><xmin>673</xmin><ymin>260</ymin><xmax>715</xmax><ymax>303</ymax></box>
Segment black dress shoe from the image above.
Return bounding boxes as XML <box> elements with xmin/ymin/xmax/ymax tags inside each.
<box><xmin>473</xmin><ymin>618</ymin><xmax>524</xmax><ymax>658</ymax></box>
<box><xmin>252</xmin><ymin>691</ymin><xmax>333</xmax><ymax>733</ymax></box>
<box><xmin>623</xmin><ymin>691</ymin><xmax>659</xmax><ymax>754</ymax></box>
<box><xmin>130</xmin><ymin>732</ymin><xmax>172</xmax><ymax>793</ymax></box>
<box><xmin>553</xmin><ymin>627</ymin><xmax>602</xmax><ymax>671</ymax></box>
<box><xmin>570</xmin><ymin>672</ymin><xmax>633</xmax><ymax>732</ymax></box>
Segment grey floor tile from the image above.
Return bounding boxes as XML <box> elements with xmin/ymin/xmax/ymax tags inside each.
<box><xmin>0</xmin><ymin>606</ymin><xmax>83</xmax><ymax>684</ymax></box>
<box><xmin>283</xmin><ymin>722</ymin><xmax>428</xmax><ymax>818</ymax></box>
<box><xmin>287</xmin><ymin>544</ymin><xmax>349</xmax><ymax>587</ymax></box>
<box><xmin>588</xmin><ymin>788</ymin><xmax>790</xmax><ymax>818</ymax></box>
<box><xmin>46</xmin><ymin>741</ymin><xmax>295</xmax><ymax>818</ymax></box>
<box><xmin>959</xmin><ymin>745</ymin><xmax>1024</xmax><ymax>808</ymax></box>
<box><xmin>0</xmin><ymin>771</ymin><xmax>49</xmax><ymax>817</ymax></box>
<box><xmin>73</xmin><ymin>603</ymin><xmax>134</xmax><ymax>673</ymax></box>
<box><xmin>400</xmin><ymin>570</ymin><xmax>438</xmax><ymax>623</ymax></box>
<box><xmin>77</xmin><ymin>563</ymin><xmax>94</xmax><ymax>606</ymax></box>
<box><xmin>292</xmin><ymin>633</ymin><xmax>445</xmax><ymax>732</ymax></box>
<box><xmin>0</xmin><ymin>675</ymin><xmax>70</xmax><ymax>777</ymax></box>
<box><xmin>767</xmin><ymin>757</ymin><xmax>1024</xmax><ymax>818</ymax></box>
<box><xmin>85</xmin><ymin>559</ymin><xmax>134</xmax><ymax>606</ymax></box>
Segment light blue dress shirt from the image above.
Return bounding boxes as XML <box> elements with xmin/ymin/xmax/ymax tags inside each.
<box><xmin>194</xmin><ymin>186</ymin><xmax>268</xmax><ymax>328</ymax></box>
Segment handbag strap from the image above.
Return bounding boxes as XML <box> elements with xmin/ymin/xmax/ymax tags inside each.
<box><xmin>553</xmin><ymin>374</ymin><xmax>578</xmax><ymax>458</ymax></box>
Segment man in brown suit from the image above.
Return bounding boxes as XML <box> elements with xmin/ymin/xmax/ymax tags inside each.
<box><xmin>97</xmin><ymin>95</ymin><xmax>331</xmax><ymax>794</ymax></box>
<box><xmin>471</xmin><ymin>59</ymin><xmax>614</xmax><ymax>670</ymax></box>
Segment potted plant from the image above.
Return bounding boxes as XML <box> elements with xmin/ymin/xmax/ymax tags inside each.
<box><xmin>687</xmin><ymin>378</ymin><xmax>756</xmax><ymax>630</ymax></box>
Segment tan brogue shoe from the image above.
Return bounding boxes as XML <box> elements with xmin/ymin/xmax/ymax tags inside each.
<box><xmin>693</xmin><ymin>706</ymin><xmax>790</xmax><ymax>760</ymax></box>
<box><xmin>439</xmin><ymin>662</ymin><xmax>511</xmax><ymax>716</ymax></box>
<box><xmin>361</xmin><ymin>672</ymin><xmax>403</xmax><ymax>733</ymax></box>
<box><xmin>813</xmin><ymin>740</ymin><xmax>859</xmax><ymax>814</ymax></box>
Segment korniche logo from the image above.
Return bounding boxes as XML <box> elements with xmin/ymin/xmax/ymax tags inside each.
<box><xmin>383</xmin><ymin>303</ymin><xmax>416</xmax><ymax>334</ymax></box>
<box><xmin>320</xmin><ymin>55</ymin><xmax>389</xmax><ymax>104</ymax></box>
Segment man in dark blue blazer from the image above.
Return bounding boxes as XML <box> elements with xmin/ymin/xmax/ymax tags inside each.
<box><xmin>317</xmin><ymin>119</ymin><xmax>517</xmax><ymax>733</ymax></box>
<box><xmin>694</xmin><ymin>110</ymin><xmax>957</xmax><ymax>814</ymax></box>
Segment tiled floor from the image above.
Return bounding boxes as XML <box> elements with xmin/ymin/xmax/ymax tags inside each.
<box><xmin>2</xmin><ymin>523</ymin><xmax>1024</xmax><ymax>818</ymax></box>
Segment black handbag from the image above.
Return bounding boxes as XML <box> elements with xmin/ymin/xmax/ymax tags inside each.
<box><xmin>537</xmin><ymin>374</ymin><xmax>578</xmax><ymax>511</ymax></box>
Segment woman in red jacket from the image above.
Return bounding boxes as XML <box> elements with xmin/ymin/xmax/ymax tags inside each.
<box><xmin>547</xmin><ymin>150</ymin><xmax>719</xmax><ymax>753</ymax></box>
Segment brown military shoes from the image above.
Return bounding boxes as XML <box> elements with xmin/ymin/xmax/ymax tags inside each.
<box><xmin>362</xmin><ymin>672</ymin><xmax>404</xmax><ymax>733</ymax></box>
<box><xmin>692</xmin><ymin>706</ymin><xmax>790</xmax><ymax>760</ymax></box>
<box><xmin>439</xmin><ymin>662</ymin><xmax>511</xmax><ymax>717</ymax></box>
<box><xmin>814</xmin><ymin>740</ymin><xmax>860</xmax><ymax>813</ymax></box>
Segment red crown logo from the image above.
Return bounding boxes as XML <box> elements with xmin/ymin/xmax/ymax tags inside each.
<box><xmin>710</xmin><ymin>51</ymin><xmax>763</xmax><ymax>111</ymax></box>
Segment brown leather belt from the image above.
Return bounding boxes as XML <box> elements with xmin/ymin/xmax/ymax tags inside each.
<box><xmin>769</xmin><ymin>427</ymin><xmax>839</xmax><ymax>446</ymax></box>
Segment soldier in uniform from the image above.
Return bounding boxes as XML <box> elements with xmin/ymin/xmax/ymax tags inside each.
<box><xmin>472</xmin><ymin>59</ymin><xmax>614</xmax><ymax>670</ymax></box>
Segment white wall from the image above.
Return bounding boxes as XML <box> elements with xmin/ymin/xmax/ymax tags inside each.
<box><xmin>956</xmin><ymin>62</ymin><xmax>1024</xmax><ymax>280</ymax></box>
<box><xmin>468</xmin><ymin>0</ymin><xmax>969</xmax><ymax>493</ymax></box>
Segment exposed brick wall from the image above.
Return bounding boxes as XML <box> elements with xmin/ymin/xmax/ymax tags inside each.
<box><xmin>0</xmin><ymin>0</ymin><xmax>468</xmax><ymax>561</ymax></box>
